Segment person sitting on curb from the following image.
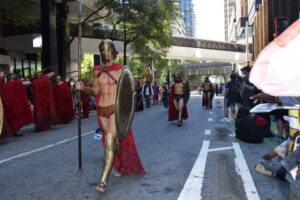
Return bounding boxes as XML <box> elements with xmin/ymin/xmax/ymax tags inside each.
<box><xmin>255</xmin><ymin>138</ymin><xmax>290</xmax><ymax>180</ymax></box>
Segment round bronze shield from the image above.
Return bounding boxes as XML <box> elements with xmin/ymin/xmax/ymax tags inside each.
<box><xmin>0</xmin><ymin>97</ymin><xmax>3</xmax><ymax>136</ymax></box>
<box><xmin>115</xmin><ymin>68</ymin><xmax>136</xmax><ymax>140</ymax></box>
<box><xmin>183</xmin><ymin>81</ymin><xmax>190</xmax><ymax>105</ymax></box>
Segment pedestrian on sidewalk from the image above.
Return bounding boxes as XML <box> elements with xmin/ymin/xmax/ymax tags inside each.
<box><xmin>223</xmin><ymin>73</ymin><xmax>242</xmax><ymax>122</ymax></box>
<box><xmin>143</xmin><ymin>80</ymin><xmax>153</xmax><ymax>108</ymax></box>
<box><xmin>152</xmin><ymin>81</ymin><xmax>159</xmax><ymax>105</ymax></box>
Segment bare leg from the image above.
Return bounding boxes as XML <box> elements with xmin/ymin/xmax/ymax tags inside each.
<box><xmin>203</xmin><ymin>93</ymin><xmax>208</xmax><ymax>108</ymax></box>
<box><xmin>224</xmin><ymin>107</ymin><xmax>229</xmax><ymax>117</ymax></box>
<box><xmin>207</xmin><ymin>92</ymin><xmax>212</xmax><ymax>108</ymax></box>
<box><xmin>177</xmin><ymin>99</ymin><xmax>184</xmax><ymax>126</ymax></box>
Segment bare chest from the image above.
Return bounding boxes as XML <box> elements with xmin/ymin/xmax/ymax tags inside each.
<box><xmin>174</xmin><ymin>83</ymin><xmax>184</xmax><ymax>90</ymax></box>
<box><xmin>98</xmin><ymin>70</ymin><xmax>120</xmax><ymax>86</ymax></box>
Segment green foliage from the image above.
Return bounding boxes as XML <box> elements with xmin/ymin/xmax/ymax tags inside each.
<box><xmin>126</xmin><ymin>58</ymin><xmax>144</xmax><ymax>78</ymax></box>
<box><xmin>95</xmin><ymin>0</ymin><xmax>178</xmax><ymax>60</ymax></box>
<box><xmin>0</xmin><ymin>0</ymin><xmax>39</xmax><ymax>26</ymax></box>
<box><xmin>81</xmin><ymin>54</ymin><xmax>94</xmax><ymax>80</ymax></box>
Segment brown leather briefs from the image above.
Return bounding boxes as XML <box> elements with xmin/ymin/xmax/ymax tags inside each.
<box><xmin>98</xmin><ymin>105</ymin><xmax>115</xmax><ymax>119</ymax></box>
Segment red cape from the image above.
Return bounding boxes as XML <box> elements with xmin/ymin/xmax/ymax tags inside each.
<box><xmin>2</xmin><ymin>80</ymin><xmax>33</xmax><ymax>132</ymax></box>
<box><xmin>81</xmin><ymin>91</ymin><xmax>90</xmax><ymax>118</ymax></box>
<box><xmin>0</xmin><ymin>78</ymin><xmax>12</xmax><ymax>140</ymax></box>
<box><xmin>53</xmin><ymin>82</ymin><xmax>74</xmax><ymax>124</ymax></box>
<box><xmin>168</xmin><ymin>84</ymin><xmax>188</xmax><ymax>121</ymax></box>
<box><xmin>0</xmin><ymin>77</ymin><xmax>4</xmax><ymax>97</ymax></box>
<box><xmin>32</xmin><ymin>75</ymin><xmax>57</xmax><ymax>132</ymax></box>
<box><xmin>101</xmin><ymin>129</ymin><xmax>146</xmax><ymax>175</ymax></box>
<box><xmin>95</xmin><ymin>64</ymin><xmax>146</xmax><ymax>175</ymax></box>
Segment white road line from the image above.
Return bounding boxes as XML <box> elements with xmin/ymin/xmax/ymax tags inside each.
<box><xmin>204</xmin><ymin>130</ymin><xmax>211</xmax><ymax>135</ymax></box>
<box><xmin>209</xmin><ymin>112</ymin><xmax>213</xmax><ymax>114</ymax></box>
<box><xmin>208</xmin><ymin>146</ymin><xmax>233</xmax><ymax>152</ymax></box>
<box><xmin>233</xmin><ymin>143</ymin><xmax>260</xmax><ymax>200</ymax></box>
<box><xmin>0</xmin><ymin>130</ymin><xmax>94</xmax><ymax>166</ymax></box>
<box><xmin>178</xmin><ymin>140</ymin><xmax>210</xmax><ymax>200</ymax></box>
<box><xmin>208</xmin><ymin>118</ymin><xmax>213</xmax><ymax>121</ymax></box>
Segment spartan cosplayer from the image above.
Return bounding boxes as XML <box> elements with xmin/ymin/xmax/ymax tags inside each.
<box><xmin>168</xmin><ymin>73</ymin><xmax>189</xmax><ymax>126</ymax></box>
<box><xmin>77</xmin><ymin>40</ymin><xmax>145</xmax><ymax>194</ymax></box>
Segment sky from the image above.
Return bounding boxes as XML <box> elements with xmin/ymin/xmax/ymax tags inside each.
<box><xmin>193</xmin><ymin>0</ymin><xmax>225</xmax><ymax>41</ymax></box>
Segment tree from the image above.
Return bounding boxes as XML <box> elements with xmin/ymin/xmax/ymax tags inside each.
<box><xmin>0</xmin><ymin>0</ymin><xmax>39</xmax><ymax>26</ymax></box>
<box><xmin>81</xmin><ymin>54</ymin><xmax>94</xmax><ymax>80</ymax></box>
<box><xmin>95</xmin><ymin>0</ymin><xmax>178</xmax><ymax>64</ymax></box>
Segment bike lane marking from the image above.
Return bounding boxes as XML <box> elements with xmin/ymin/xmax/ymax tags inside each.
<box><xmin>233</xmin><ymin>142</ymin><xmax>260</xmax><ymax>200</ymax></box>
<box><xmin>178</xmin><ymin>140</ymin><xmax>210</xmax><ymax>200</ymax></box>
<box><xmin>204</xmin><ymin>130</ymin><xmax>211</xmax><ymax>135</ymax></box>
<box><xmin>178</xmin><ymin>141</ymin><xmax>260</xmax><ymax>200</ymax></box>
<box><xmin>0</xmin><ymin>130</ymin><xmax>95</xmax><ymax>165</ymax></box>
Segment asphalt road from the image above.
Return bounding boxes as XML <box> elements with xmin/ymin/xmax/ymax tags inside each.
<box><xmin>0</xmin><ymin>92</ymin><xmax>289</xmax><ymax>200</ymax></box>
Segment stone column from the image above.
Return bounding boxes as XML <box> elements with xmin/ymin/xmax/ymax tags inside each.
<box><xmin>56</xmin><ymin>1</ymin><xmax>70</xmax><ymax>76</ymax></box>
<box><xmin>41</xmin><ymin>0</ymin><xmax>58</xmax><ymax>73</ymax></box>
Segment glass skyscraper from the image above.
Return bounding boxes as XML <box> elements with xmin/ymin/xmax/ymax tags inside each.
<box><xmin>178</xmin><ymin>0</ymin><xmax>196</xmax><ymax>37</ymax></box>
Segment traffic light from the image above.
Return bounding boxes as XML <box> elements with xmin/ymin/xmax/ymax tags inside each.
<box><xmin>274</xmin><ymin>17</ymin><xmax>289</xmax><ymax>37</ymax></box>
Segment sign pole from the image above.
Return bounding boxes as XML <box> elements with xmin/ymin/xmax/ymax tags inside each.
<box><xmin>77</xmin><ymin>0</ymin><xmax>83</xmax><ymax>173</ymax></box>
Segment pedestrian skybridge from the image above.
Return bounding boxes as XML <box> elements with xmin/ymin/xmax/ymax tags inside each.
<box><xmin>69</xmin><ymin>34</ymin><xmax>249</xmax><ymax>65</ymax></box>
<box><xmin>3</xmin><ymin>28</ymin><xmax>249</xmax><ymax>71</ymax></box>
<box><xmin>167</xmin><ymin>36</ymin><xmax>248</xmax><ymax>63</ymax></box>
<box><xmin>185</xmin><ymin>62</ymin><xmax>233</xmax><ymax>76</ymax></box>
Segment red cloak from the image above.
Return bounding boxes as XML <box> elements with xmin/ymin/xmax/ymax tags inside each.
<box><xmin>53</xmin><ymin>82</ymin><xmax>74</xmax><ymax>124</ymax></box>
<box><xmin>81</xmin><ymin>91</ymin><xmax>90</xmax><ymax>118</ymax></box>
<box><xmin>2</xmin><ymin>80</ymin><xmax>33</xmax><ymax>133</ymax></box>
<box><xmin>0</xmin><ymin>78</ymin><xmax>12</xmax><ymax>140</ymax></box>
<box><xmin>32</xmin><ymin>75</ymin><xmax>57</xmax><ymax>132</ymax></box>
<box><xmin>168</xmin><ymin>82</ymin><xmax>188</xmax><ymax>121</ymax></box>
<box><xmin>95</xmin><ymin>64</ymin><xmax>146</xmax><ymax>175</ymax></box>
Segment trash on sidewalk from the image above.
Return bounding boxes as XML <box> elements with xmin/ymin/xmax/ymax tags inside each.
<box><xmin>93</xmin><ymin>127</ymin><xmax>102</xmax><ymax>141</ymax></box>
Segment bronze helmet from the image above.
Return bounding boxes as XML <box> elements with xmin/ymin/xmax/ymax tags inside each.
<box><xmin>99</xmin><ymin>39</ymin><xmax>118</xmax><ymax>65</ymax></box>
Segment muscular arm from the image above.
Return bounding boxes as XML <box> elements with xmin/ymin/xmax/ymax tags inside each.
<box><xmin>250</xmin><ymin>92</ymin><xmax>281</xmax><ymax>104</ymax></box>
<box><xmin>78</xmin><ymin>71</ymin><xmax>100</xmax><ymax>96</ymax></box>
<box><xmin>80</xmin><ymin>85</ymin><xmax>95</xmax><ymax>96</ymax></box>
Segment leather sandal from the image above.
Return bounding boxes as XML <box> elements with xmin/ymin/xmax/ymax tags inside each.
<box><xmin>96</xmin><ymin>182</ymin><xmax>106</xmax><ymax>193</ymax></box>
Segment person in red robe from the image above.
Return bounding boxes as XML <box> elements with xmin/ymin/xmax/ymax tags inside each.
<box><xmin>77</xmin><ymin>40</ymin><xmax>145</xmax><ymax>193</ymax></box>
<box><xmin>53</xmin><ymin>76</ymin><xmax>74</xmax><ymax>124</ymax></box>
<box><xmin>2</xmin><ymin>75</ymin><xmax>32</xmax><ymax>136</ymax></box>
<box><xmin>168</xmin><ymin>73</ymin><xmax>188</xmax><ymax>126</ymax></box>
<box><xmin>32</xmin><ymin>72</ymin><xmax>57</xmax><ymax>132</ymax></box>
<box><xmin>0</xmin><ymin>69</ymin><xmax>12</xmax><ymax>142</ymax></box>
<box><xmin>81</xmin><ymin>80</ymin><xmax>90</xmax><ymax>118</ymax></box>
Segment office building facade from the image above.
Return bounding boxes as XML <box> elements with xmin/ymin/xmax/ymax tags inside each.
<box><xmin>224</xmin><ymin>0</ymin><xmax>236</xmax><ymax>41</ymax></box>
